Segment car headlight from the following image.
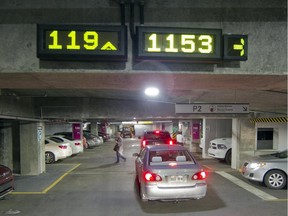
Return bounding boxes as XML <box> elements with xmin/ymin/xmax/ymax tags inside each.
<box><xmin>249</xmin><ymin>162</ymin><xmax>266</xmax><ymax>169</ymax></box>
<box><xmin>217</xmin><ymin>144</ymin><xmax>227</xmax><ymax>149</ymax></box>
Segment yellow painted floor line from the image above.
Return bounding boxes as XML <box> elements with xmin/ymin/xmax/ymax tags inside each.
<box><xmin>216</xmin><ymin>171</ymin><xmax>279</xmax><ymax>201</ymax></box>
<box><xmin>42</xmin><ymin>163</ymin><xmax>81</xmax><ymax>193</ymax></box>
<box><xmin>11</xmin><ymin>163</ymin><xmax>81</xmax><ymax>195</ymax></box>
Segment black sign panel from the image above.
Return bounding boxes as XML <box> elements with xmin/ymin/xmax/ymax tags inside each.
<box><xmin>223</xmin><ymin>35</ymin><xmax>248</xmax><ymax>61</ymax></box>
<box><xmin>135</xmin><ymin>26</ymin><xmax>222</xmax><ymax>63</ymax></box>
<box><xmin>37</xmin><ymin>24</ymin><xmax>127</xmax><ymax>61</ymax></box>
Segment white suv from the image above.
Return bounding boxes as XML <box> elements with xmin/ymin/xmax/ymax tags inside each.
<box><xmin>208</xmin><ymin>138</ymin><xmax>232</xmax><ymax>164</ymax></box>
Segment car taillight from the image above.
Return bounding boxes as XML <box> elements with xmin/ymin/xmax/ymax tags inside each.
<box><xmin>155</xmin><ymin>130</ymin><xmax>160</xmax><ymax>134</ymax></box>
<box><xmin>142</xmin><ymin>140</ymin><xmax>146</xmax><ymax>147</ymax></box>
<box><xmin>75</xmin><ymin>142</ymin><xmax>81</xmax><ymax>146</ymax></box>
<box><xmin>59</xmin><ymin>145</ymin><xmax>67</xmax><ymax>149</ymax></box>
<box><xmin>169</xmin><ymin>140</ymin><xmax>173</xmax><ymax>145</ymax></box>
<box><xmin>143</xmin><ymin>172</ymin><xmax>162</xmax><ymax>182</ymax></box>
<box><xmin>192</xmin><ymin>171</ymin><xmax>206</xmax><ymax>180</ymax></box>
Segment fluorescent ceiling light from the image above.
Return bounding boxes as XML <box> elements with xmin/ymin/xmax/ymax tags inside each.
<box><xmin>144</xmin><ymin>87</ymin><xmax>159</xmax><ymax>97</ymax></box>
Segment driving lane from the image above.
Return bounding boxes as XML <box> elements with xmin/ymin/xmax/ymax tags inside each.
<box><xmin>1</xmin><ymin>138</ymin><xmax>287</xmax><ymax>216</ymax></box>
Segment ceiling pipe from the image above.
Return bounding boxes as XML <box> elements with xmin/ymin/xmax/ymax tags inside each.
<box><xmin>0</xmin><ymin>115</ymin><xmax>49</xmax><ymax>122</ymax></box>
<box><xmin>120</xmin><ymin>0</ymin><xmax>126</xmax><ymax>25</ymax></box>
<box><xmin>129</xmin><ymin>0</ymin><xmax>135</xmax><ymax>40</ymax></box>
<box><xmin>139</xmin><ymin>0</ymin><xmax>144</xmax><ymax>25</ymax></box>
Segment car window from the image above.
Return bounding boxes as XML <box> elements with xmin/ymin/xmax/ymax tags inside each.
<box><xmin>144</xmin><ymin>131</ymin><xmax>170</xmax><ymax>140</ymax></box>
<box><xmin>63</xmin><ymin>136</ymin><xmax>74</xmax><ymax>141</ymax></box>
<box><xmin>272</xmin><ymin>150</ymin><xmax>288</xmax><ymax>159</ymax></box>
<box><xmin>48</xmin><ymin>137</ymin><xmax>64</xmax><ymax>143</ymax></box>
<box><xmin>139</xmin><ymin>148</ymin><xmax>147</xmax><ymax>161</ymax></box>
<box><xmin>148</xmin><ymin>150</ymin><xmax>195</xmax><ymax>165</ymax></box>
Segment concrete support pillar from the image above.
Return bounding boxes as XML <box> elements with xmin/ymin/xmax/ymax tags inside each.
<box><xmin>172</xmin><ymin>120</ymin><xmax>178</xmax><ymax>142</ymax></box>
<box><xmin>0</xmin><ymin>123</ymin><xmax>13</xmax><ymax>169</ymax></box>
<box><xmin>202</xmin><ymin>118</ymin><xmax>210</xmax><ymax>158</ymax></box>
<box><xmin>20</xmin><ymin>122</ymin><xmax>45</xmax><ymax>175</ymax></box>
<box><xmin>232</xmin><ymin>118</ymin><xmax>241</xmax><ymax>169</ymax></box>
<box><xmin>90</xmin><ymin>123</ymin><xmax>99</xmax><ymax>135</ymax></box>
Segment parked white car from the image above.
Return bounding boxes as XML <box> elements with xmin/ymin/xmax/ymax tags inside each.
<box><xmin>208</xmin><ymin>138</ymin><xmax>232</xmax><ymax>164</ymax></box>
<box><xmin>45</xmin><ymin>138</ymin><xmax>73</xmax><ymax>164</ymax></box>
<box><xmin>46</xmin><ymin>135</ymin><xmax>83</xmax><ymax>155</ymax></box>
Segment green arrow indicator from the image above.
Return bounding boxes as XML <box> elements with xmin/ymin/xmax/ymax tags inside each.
<box><xmin>233</xmin><ymin>38</ymin><xmax>245</xmax><ymax>56</ymax></box>
<box><xmin>101</xmin><ymin>42</ymin><xmax>117</xmax><ymax>50</ymax></box>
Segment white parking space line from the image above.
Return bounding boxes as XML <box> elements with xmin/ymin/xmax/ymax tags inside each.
<box><xmin>216</xmin><ymin>171</ymin><xmax>278</xmax><ymax>201</ymax></box>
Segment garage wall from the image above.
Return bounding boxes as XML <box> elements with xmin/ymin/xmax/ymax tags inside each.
<box><xmin>0</xmin><ymin>0</ymin><xmax>286</xmax><ymax>74</ymax></box>
<box><xmin>256</xmin><ymin>122</ymin><xmax>287</xmax><ymax>151</ymax></box>
<box><xmin>205</xmin><ymin>119</ymin><xmax>232</xmax><ymax>142</ymax></box>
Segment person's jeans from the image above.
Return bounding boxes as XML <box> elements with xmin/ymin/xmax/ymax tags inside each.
<box><xmin>116</xmin><ymin>151</ymin><xmax>126</xmax><ymax>162</ymax></box>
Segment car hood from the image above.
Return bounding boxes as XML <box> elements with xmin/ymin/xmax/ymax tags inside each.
<box><xmin>249</xmin><ymin>153</ymin><xmax>287</xmax><ymax>163</ymax></box>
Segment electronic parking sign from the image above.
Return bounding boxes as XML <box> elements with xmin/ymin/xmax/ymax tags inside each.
<box><xmin>37</xmin><ymin>24</ymin><xmax>127</xmax><ymax>61</ymax></box>
<box><xmin>135</xmin><ymin>26</ymin><xmax>222</xmax><ymax>63</ymax></box>
<box><xmin>223</xmin><ymin>35</ymin><xmax>248</xmax><ymax>61</ymax></box>
<box><xmin>135</xmin><ymin>26</ymin><xmax>248</xmax><ymax>63</ymax></box>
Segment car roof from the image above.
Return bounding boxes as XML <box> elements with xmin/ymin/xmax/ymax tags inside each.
<box><xmin>145</xmin><ymin>144</ymin><xmax>187</xmax><ymax>151</ymax></box>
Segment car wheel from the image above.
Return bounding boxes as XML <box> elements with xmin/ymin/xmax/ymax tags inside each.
<box><xmin>264</xmin><ymin>170</ymin><xmax>287</xmax><ymax>189</ymax></box>
<box><xmin>225</xmin><ymin>149</ymin><xmax>232</xmax><ymax>164</ymax></box>
<box><xmin>45</xmin><ymin>151</ymin><xmax>55</xmax><ymax>164</ymax></box>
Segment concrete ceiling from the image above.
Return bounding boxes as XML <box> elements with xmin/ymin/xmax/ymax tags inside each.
<box><xmin>0</xmin><ymin>72</ymin><xmax>287</xmax><ymax>115</ymax></box>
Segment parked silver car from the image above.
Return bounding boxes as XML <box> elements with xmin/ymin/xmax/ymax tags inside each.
<box><xmin>241</xmin><ymin>149</ymin><xmax>287</xmax><ymax>189</ymax></box>
<box><xmin>134</xmin><ymin>144</ymin><xmax>207</xmax><ymax>201</ymax></box>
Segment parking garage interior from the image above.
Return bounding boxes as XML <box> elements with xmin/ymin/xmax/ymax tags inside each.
<box><xmin>0</xmin><ymin>0</ymin><xmax>287</xmax><ymax>176</ymax></box>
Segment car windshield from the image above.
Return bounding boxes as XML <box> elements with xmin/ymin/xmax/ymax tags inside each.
<box><xmin>271</xmin><ymin>150</ymin><xmax>288</xmax><ymax>159</ymax></box>
<box><xmin>148</xmin><ymin>150</ymin><xmax>195</xmax><ymax>165</ymax></box>
<box><xmin>48</xmin><ymin>137</ymin><xmax>63</xmax><ymax>143</ymax></box>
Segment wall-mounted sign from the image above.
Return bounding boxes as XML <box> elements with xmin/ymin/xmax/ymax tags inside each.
<box><xmin>135</xmin><ymin>26</ymin><xmax>222</xmax><ymax>62</ymax></box>
<box><xmin>175</xmin><ymin>103</ymin><xmax>249</xmax><ymax>114</ymax></box>
<box><xmin>223</xmin><ymin>35</ymin><xmax>248</xmax><ymax>60</ymax></box>
<box><xmin>37</xmin><ymin>24</ymin><xmax>127</xmax><ymax>61</ymax></box>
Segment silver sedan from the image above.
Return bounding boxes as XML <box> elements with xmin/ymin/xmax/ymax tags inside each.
<box><xmin>134</xmin><ymin>144</ymin><xmax>207</xmax><ymax>202</ymax></box>
<box><xmin>241</xmin><ymin>149</ymin><xmax>287</xmax><ymax>189</ymax></box>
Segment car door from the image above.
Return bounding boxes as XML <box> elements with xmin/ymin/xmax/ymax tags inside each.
<box><xmin>135</xmin><ymin>148</ymin><xmax>147</xmax><ymax>182</ymax></box>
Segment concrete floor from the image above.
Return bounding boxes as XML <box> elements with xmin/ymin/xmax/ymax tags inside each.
<box><xmin>1</xmin><ymin>138</ymin><xmax>287</xmax><ymax>216</ymax></box>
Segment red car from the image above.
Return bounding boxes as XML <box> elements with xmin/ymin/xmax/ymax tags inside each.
<box><xmin>0</xmin><ymin>164</ymin><xmax>14</xmax><ymax>198</ymax></box>
<box><xmin>141</xmin><ymin>130</ymin><xmax>174</xmax><ymax>148</ymax></box>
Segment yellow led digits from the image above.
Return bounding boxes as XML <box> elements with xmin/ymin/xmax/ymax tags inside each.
<box><xmin>146</xmin><ymin>33</ymin><xmax>213</xmax><ymax>54</ymax></box>
<box><xmin>136</xmin><ymin>26</ymin><xmax>222</xmax><ymax>62</ymax></box>
<box><xmin>37</xmin><ymin>24</ymin><xmax>127</xmax><ymax>61</ymax></box>
<box><xmin>47</xmin><ymin>30</ymin><xmax>116</xmax><ymax>51</ymax></box>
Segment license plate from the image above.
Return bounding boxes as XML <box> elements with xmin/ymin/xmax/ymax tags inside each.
<box><xmin>170</xmin><ymin>175</ymin><xmax>185</xmax><ymax>182</ymax></box>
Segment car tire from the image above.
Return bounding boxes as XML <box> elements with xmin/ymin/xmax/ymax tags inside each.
<box><xmin>45</xmin><ymin>151</ymin><xmax>55</xmax><ymax>164</ymax></box>
<box><xmin>264</xmin><ymin>170</ymin><xmax>287</xmax><ymax>189</ymax></box>
<box><xmin>225</xmin><ymin>149</ymin><xmax>232</xmax><ymax>164</ymax></box>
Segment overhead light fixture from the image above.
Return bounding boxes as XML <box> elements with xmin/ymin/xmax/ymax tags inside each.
<box><xmin>144</xmin><ymin>87</ymin><xmax>159</xmax><ymax>97</ymax></box>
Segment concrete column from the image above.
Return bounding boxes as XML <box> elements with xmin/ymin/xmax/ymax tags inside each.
<box><xmin>0</xmin><ymin>123</ymin><xmax>13</xmax><ymax>169</ymax></box>
<box><xmin>232</xmin><ymin>118</ymin><xmax>241</xmax><ymax>169</ymax></box>
<box><xmin>20</xmin><ymin>122</ymin><xmax>45</xmax><ymax>175</ymax></box>
<box><xmin>201</xmin><ymin>118</ymin><xmax>210</xmax><ymax>158</ymax></box>
<box><xmin>172</xmin><ymin>120</ymin><xmax>178</xmax><ymax>142</ymax></box>
<box><xmin>90</xmin><ymin>123</ymin><xmax>99</xmax><ymax>135</ymax></box>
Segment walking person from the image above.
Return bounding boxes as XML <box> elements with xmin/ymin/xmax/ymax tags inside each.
<box><xmin>115</xmin><ymin>132</ymin><xmax>126</xmax><ymax>163</ymax></box>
